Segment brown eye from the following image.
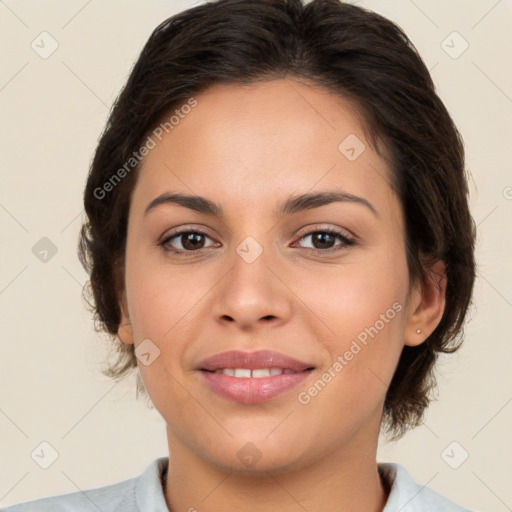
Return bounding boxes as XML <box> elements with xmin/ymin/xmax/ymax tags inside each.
<box><xmin>296</xmin><ymin>229</ymin><xmax>356</xmax><ymax>253</ymax></box>
<box><xmin>161</xmin><ymin>230</ymin><xmax>217</xmax><ymax>253</ymax></box>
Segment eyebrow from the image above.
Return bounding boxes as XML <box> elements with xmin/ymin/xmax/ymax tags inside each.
<box><xmin>144</xmin><ymin>189</ymin><xmax>378</xmax><ymax>218</ymax></box>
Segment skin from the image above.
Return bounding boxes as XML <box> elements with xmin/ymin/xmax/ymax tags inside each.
<box><xmin>117</xmin><ymin>78</ymin><xmax>446</xmax><ymax>512</ymax></box>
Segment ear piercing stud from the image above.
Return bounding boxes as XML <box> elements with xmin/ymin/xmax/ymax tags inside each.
<box><xmin>416</xmin><ymin>329</ymin><xmax>422</xmax><ymax>334</ymax></box>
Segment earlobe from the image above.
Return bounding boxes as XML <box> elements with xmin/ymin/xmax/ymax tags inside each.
<box><xmin>118</xmin><ymin>322</ymin><xmax>134</xmax><ymax>345</ymax></box>
<box><xmin>404</xmin><ymin>260</ymin><xmax>447</xmax><ymax>347</ymax></box>
<box><xmin>117</xmin><ymin>290</ymin><xmax>134</xmax><ymax>345</ymax></box>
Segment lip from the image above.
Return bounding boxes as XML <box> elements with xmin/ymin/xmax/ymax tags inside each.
<box><xmin>196</xmin><ymin>349</ymin><xmax>314</xmax><ymax>372</ymax></box>
<box><xmin>196</xmin><ymin>350</ymin><xmax>315</xmax><ymax>404</ymax></box>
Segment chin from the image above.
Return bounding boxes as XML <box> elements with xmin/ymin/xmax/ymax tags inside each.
<box><xmin>211</xmin><ymin>448</ymin><xmax>305</xmax><ymax>476</ymax></box>
<box><xmin>196</xmin><ymin>431</ymin><xmax>312</xmax><ymax>476</ymax></box>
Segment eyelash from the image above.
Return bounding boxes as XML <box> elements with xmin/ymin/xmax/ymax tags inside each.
<box><xmin>159</xmin><ymin>227</ymin><xmax>356</xmax><ymax>256</ymax></box>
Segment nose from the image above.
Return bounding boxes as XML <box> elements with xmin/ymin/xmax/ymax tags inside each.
<box><xmin>212</xmin><ymin>241</ymin><xmax>293</xmax><ymax>331</ymax></box>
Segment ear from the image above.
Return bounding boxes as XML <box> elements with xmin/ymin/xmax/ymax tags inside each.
<box><xmin>404</xmin><ymin>259</ymin><xmax>447</xmax><ymax>347</ymax></box>
<box><xmin>117</xmin><ymin>289</ymin><xmax>134</xmax><ymax>345</ymax></box>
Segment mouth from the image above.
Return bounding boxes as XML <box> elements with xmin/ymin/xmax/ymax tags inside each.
<box><xmin>205</xmin><ymin>367</ymin><xmax>302</xmax><ymax>377</ymax></box>
<box><xmin>196</xmin><ymin>350</ymin><xmax>315</xmax><ymax>404</ymax></box>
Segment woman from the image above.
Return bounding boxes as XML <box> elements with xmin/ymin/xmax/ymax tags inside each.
<box><xmin>4</xmin><ymin>0</ymin><xmax>477</xmax><ymax>510</ymax></box>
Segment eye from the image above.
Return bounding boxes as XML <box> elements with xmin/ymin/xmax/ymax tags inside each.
<box><xmin>294</xmin><ymin>228</ymin><xmax>356</xmax><ymax>253</ymax></box>
<box><xmin>159</xmin><ymin>226</ymin><xmax>356</xmax><ymax>256</ymax></box>
<box><xmin>160</xmin><ymin>229</ymin><xmax>218</xmax><ymax>254</ymax></box>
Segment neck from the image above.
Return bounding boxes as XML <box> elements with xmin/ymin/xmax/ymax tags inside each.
<box><xmin>163</xmin><ymin>427</ymin><xmax>389</xmax><ymax>512</ymax></box>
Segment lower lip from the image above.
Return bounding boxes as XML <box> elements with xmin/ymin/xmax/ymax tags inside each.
<box><xmin>199</xmin><ymin>370</ymin><xmax>313</xmax><ymax>404</ymax></box>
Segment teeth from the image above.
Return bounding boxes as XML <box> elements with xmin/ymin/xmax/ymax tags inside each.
<box><xmin>234</xmin><ymin>368</ymin><xmax>251</xmax><ymax>378</ymax></box>
<box><xmin>214</xmin><ymin>368</ymin><xmax>296</xmax><ymax>378</ymax></box>
<box><xmin>252</xmin><ymin>369</ymin><xmax>270</xmax><ymax>378</ymax></box>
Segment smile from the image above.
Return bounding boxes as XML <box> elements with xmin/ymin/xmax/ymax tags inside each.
<box><xmin>209</xmin><ymin>368</ymin><xmax>298</xmax><ymax>377</ymax></box>
<box><xmin>196</xmin><ymin>350</ymin><xmax>315</xmax><ymax>404</ymax></box>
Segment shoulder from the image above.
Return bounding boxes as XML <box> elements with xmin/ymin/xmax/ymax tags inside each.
<box><xmin>379</xmin><ymin>462</ymin><xmax>476</xmax><ymax>512</ymax></box>
<box><xmin>2</xmin><ymin>457</ymin><xmax>169</xmax><ymax>512</ymax></box>
<box><xmin>2</xmin><ymin>478</ymin><xmax>135</xmax><ymax>512</ymax></box>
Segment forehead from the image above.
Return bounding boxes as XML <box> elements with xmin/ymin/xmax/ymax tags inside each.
<box><xmin>133</xmin><ymin>78</ymin><xmax>394</xmax><ymax>216</ymax></box>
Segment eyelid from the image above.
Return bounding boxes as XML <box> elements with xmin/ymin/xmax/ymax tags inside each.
<box><xmin>295</xmin><ymin>223</ymin><xmax>355</xmax><ymax>241</ymax></box>
<box><xmin>160</xmin><ymin>223</ymin><xmax>355</xmax><ymax>242</ymax></box>
<box><xmin>159</xmin><ymin>223</ymin><xmax>357</xmax><ymax>255</ymax></box>
<box><xmin>159</xmin><ymin>224</ymin><xmax>214</xmax><ymax>242</ymax></box>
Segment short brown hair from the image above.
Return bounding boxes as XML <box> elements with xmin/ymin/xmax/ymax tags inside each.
<box><xmin>78</xmin><ymin>0</ymin><xmax>476</xmax><ymax>440</ymax></box>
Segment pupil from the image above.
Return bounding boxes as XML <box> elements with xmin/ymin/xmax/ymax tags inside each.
<box><xmin>314</xmin><ymin>232</ymin><xmax>334</xmax><ymax>249</ymax></box>
<box><xmin>183</xmin><ymin>233</ymin><xmax>204</xmax><ymax>250</ymax></box>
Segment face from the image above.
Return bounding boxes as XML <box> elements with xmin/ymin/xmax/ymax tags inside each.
<box><xmin>118</xmin><ymin>78</ymin><xmax>436</xmax><ymax>474</ymax></box>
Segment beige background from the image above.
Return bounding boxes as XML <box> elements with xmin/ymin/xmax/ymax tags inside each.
<box><xmin>1</xmin><ymin>0</ymin><xmax>511</xmax><ymax>510</ymax></box>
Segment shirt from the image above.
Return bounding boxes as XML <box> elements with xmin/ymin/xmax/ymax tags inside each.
<box><xmin>3</xmin><ymin>457</ymin><xmax>476</xmax><ymax>511</ymax></box>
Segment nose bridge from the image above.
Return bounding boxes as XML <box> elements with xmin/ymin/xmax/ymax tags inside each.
<box><xmin>213</xmin><ymin>231</ymin><xmax>292</xmax><ymax>328</ymax></box>
<box><xmin>236</xmin><ymin>234</ymin><xmax>266</xmax><ymax>266</ymax></box>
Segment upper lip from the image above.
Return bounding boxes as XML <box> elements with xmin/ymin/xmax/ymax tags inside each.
<box><xmin>196</xmin><ymin>350</ymin><xmax>315</xmax><ymax>372</ymax></box>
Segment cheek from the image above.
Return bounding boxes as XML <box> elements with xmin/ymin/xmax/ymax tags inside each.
<box><xmin>297</xmin><ymin>250</ymin><xmax>408</xmax><ymax>385</ymax></box>
<box><xmin>124</xmin><ymin>256</ymin><xmax>222</xmax><ymax>391</ymax></box>
<box><xmin>297</xmin><ymin>251</ymin><xmax>407</xmax><ymax>337</ymax></box>
<box><xmin>294</xmin><ymin>269</ymin><xmax>406</xmax><ymax>438</ymax></box>
<box><xmin>125</xmin><ymin>263</ymin><xmax>200</xmax><ymax>399</ymax></box>
<box><xmin>125</xmin><ymin>250</ymin><xmax>204</xmax><ymax>340</ymax></box>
